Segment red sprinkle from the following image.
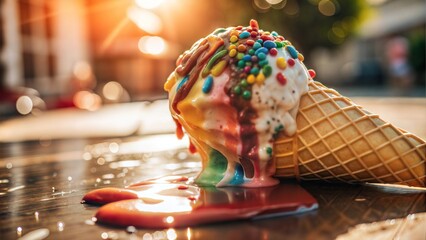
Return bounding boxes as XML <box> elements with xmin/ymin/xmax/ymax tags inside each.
<box><xmin>250</xmin><ymin>19</ymin><xmax>259</xmax><ymax>29</ymax></box>
<box><xmin>287</xmin><ymin>58</ymin><xmax>295</xmax><ymax>67</ymax></box>
<box><xmin>244</xmin><ymin>66</ymin><xmax>251</xmax><ymax>73</ymax></box>
<box><xmin>250</xmin><ymin>31</ymin><xmax>258</xmax><ymax>38</ymax></box>
<box><xmin>246</xmin><ymin>39</ymin><xmax>255</xmax><ymax>46</ymax></box>
<box><xmin>269</xmin><ymin>48</ymin><xmax>278</xmax><ymax>56</ymax></box>
<box><xmin>276</xmin><ymin>73</ymin><xmax>287</xmax><ymax>85</ymax></box>
<box><xmin>188</xmin><ymin>196</ymin><xmax>197</xmax><ymax>201</ymax></box>
<box><xmin>178</xmin><ymin>185</ymin><xmax>189</xmax><ymax>190</ymax></box>
<box><xmin>308</xmin><ymin>69</ymin><xmax>316</xmax><ymax>78</ymax></box>
<box><xmin>236</xmin><ymin>26</ymin><xmax>243</xmax><ymax>30</ymax></box>
<box><xmin>261</xmin><ymin>35</ymin><xmax>274</xmax><ymax>41</ymax></box>
<box><xmin>246</xmin><ymin>27</ymin><xmax>252</xmax><ymax>32</ymax></box>
<box><xmin>178</xmin><ymin>176</ymin><xmax>189</xmax><ymax>182</ymax></box>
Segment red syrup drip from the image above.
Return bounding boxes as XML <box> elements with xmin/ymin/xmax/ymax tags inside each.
<box><xmin>82</xmin><ymin>176</ymin><xmax>318</xmax><ymax>228</ymax></box>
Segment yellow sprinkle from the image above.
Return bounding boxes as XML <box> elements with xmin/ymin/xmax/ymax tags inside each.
<box><xmin>229</xmin><ymin>49</ymin><xmax>237</xmax><ymax>58</ymax></box>
<box><xmin>298</xmin><ymin>53</ymin><xmax>304</xmax><ymax>61</ymax></box>
<box><xmin>256</xmin><ymin>72</ymin><xmax>265</xmax><ymax>84</ymax></box>
<box><xmin>230</xmin><ymin>30</ymin><xmax>239</xmax><ymax>36</ymax></box>
<box><xmin>263</xmin><ymin>31</ymin><xmax>270</xmax><ymax>35</ymax></box>
<box><xmin>247</xmin><ymin>74</ymin><xmax>256</xmax><ymax>84</ymax></box>
<box><xmin>276</xmin><ymin>57</ymin><xmax>287</xmax><ymax>70</ymax></box>
<box><xmin>228</xmin><ymin>44</ymin><xmax>237</xmax><ymax>50</ymax></box>
<box><xmin>164</xmin><ymin>73</ymin><xmax>177</xmax><ymax>91</ymax></box>
<box><xmin>236</xmin><ymin>53</ymin><xmax>244</xmax><ymax>60</ymax></box>
<box><xmin>230</xmin><ymin>35</ymin><xmax>238</xmax><ymax>43</ymax></box>
<box><xmin>211</xmin><ymin>60</ymin><xmax>227</xmax><ymax>77</ymax></box>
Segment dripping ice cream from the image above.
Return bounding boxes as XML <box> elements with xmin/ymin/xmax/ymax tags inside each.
<box><xmin>164</xmin><ymin>19</ymin><xmax>313</xmax><ymax>187</ymax></box>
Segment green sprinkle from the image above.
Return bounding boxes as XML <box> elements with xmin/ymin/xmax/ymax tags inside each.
<box><xmin>240</xmin><ymin>79</ymin><xmax>248</xmax><ymax>87</ymax></box>
<box><xmin>275</xmin><ymin>41</ymin><xmax>283</xmax><ymax>48</ymax></box>
<box><xmin>203</xmin><ymin>49</ymin><xmax>228</xmax><ymax>77</ymax></box>
<box><xmin>248</xmin><ymin>49</ymin><xmax>255</xmax><ymax>55</ymax></box>
<box><xmin>237</xmin><ymin>60</ymin><xmax>245</xmax><ymax>68</ymax></box>
<box><xmin>262</xmin><ymin>65</ymin><xmax>272</xmax><ymax>77</ymax></box>
<box><xmin>245</xmin><ymin>61</ymin><xmax>252</xmax><ymax>66</ymax></box>
<box><xmin>242</xmin><ymin>90</ymin><xmax>251</xmax><ymax>100</ymax></box>
<box><xmin>237</xmin><ymin>53</ymin><xmax>244</xmax><ymax>60</ymax></box>
<box><xmin>259</xmin><ymin>59</ymin><xmax>269</xmax><ymax>67</ymax></box>
<box><xmin>266</xmin><ymin>147</ymin><xmax>273</xmax><ymax>155</ymax></box>
<box><xmin>213</xmin><ymin>28</ymin><xmax>227</xmax><ymax>36</ymax></box>
<box><xmin>250</xmin><ymin>67</ymin><xmax>259</xmax><ymax>75</ymax></box>
<box><xmin>233</xmin><ymin>85</ymin><xmax>242</xmax><ymax>95</ymax></box>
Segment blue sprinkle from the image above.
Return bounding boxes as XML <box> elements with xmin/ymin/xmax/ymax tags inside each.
<box><xmin>255</xmin><ymin>47</ymin><xmax>268</xmax><ymax>56</ymax></box>
<box><xmin>263</xmin><ymin>40</ymin><xmax>277</xmax><ymax>49</ymax></box>
<box><xmin>202</xmin><ymin>76</ymin><xmax>213</xmax><ymax>93</ymax></box>
<box><xmin>256</xmin><ymin>39</ymin><xmax>264</xmax><ymax>44</ymax></box>
<box><xmin>177</xmin><ymin>75</ymin><xmax>189</xmax><ymax>91</ymax></box>
<box><xmin>286</xmin><ymin>45</ymin><xmax>298</xmax><ymax>59</ymax></box>
<box><xmin>229</xmin><ymin>164</ymin><xmax>245</xmax><ymax>185</ymax></box>
<box><xmin>257</xmin><ymin>52</ymin><xmax>266</xmax><ymax>60</ymax></box>
<box><xmin>253</xmin><ymin>42</ymin><xmax>262</xmax><ymax>50</ymax></box>
<box><xmin>239</xmin><ymin>31</ymin><xmax>250</xmax><ymax>39</ymax></box>
<box><xmin>243</xmin><ymin>54</ymin><xmax>252</xmax><ymax>62</ymax></box>
<box><xmin>271</xmin><ymin>31</ymin><xmax>278</xmax><ymax>37</ymax></box>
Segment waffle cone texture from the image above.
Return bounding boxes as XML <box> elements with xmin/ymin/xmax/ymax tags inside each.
<box><xmin>274</xmin><ymin>81</ymin><xmax>426</xmax><ymax>187</ymax></box>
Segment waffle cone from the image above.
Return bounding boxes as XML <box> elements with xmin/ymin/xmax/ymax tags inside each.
<box><xmin>274</xmin><ymin>81</ymin><xmax>426</xmax><ymax>187</ymax></box>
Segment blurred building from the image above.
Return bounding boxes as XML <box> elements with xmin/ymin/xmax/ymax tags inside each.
<box><xmin>1</xmin><ymin>0</ymin><xmax>89</xmax><ymax>96</ymax></box>
<box><xmin>312</xmin><ymin>0</ymin><xmax>425</xmax><ymax>92</ymax></box>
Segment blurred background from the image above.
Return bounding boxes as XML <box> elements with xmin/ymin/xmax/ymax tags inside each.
<box><xmin>0</xmin><ymin>0</ymin><xmax>425</xmax><ymax>119</ymax></box>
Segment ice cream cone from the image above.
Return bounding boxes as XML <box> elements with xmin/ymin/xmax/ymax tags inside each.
<box><xmin>274</xmin><ymin>81</ymin><xmax>426</xmax><ymax>187</ymax></box>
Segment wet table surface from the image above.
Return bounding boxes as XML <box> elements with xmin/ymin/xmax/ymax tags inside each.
<box><xmin>0</xmin><ymin>98</ymin><xmax>425</xmax><ymax>240</ymax></box>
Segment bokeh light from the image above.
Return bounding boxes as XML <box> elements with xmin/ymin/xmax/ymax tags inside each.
<box><xmin>318</xmin><ymin>0</ymin><xmax>336</xmax><ymax>16</ymax></box>
<box><xmin>265</xmin><ymin>0</ymin><xmax>283</xmax><ymax>4</ymax></box>
<box><xmin>16</xmin><ymin>96</ymin><xmax>33</xmax><ymax>115</ymax></box>
<box><xmin>127</xmin><ymin>6</ymin><xmax>162</xmax><ymax>34</ymax></box>
<box><xmin>253</xmin><ymin>0</ymin><xmax>271</xmax><ymax>12</ymax></box>
<box><xmin>73</xmin><ymin>91</ymin><xmax>102</xmax><ymax>111</ymax></box>
<box><xmin>73</xmin><ymin>61</ymin><xmax>92</xmax><ymax>81</ymax></box>
<box><xmin>138</xmin><ymin>36</ymin><xmax>167</xmax><ymax>55</ymax></box>
<box><xmin>102</xmin><ymin>81</ymin><xmax>124</xmax><ymax>101</ymax></box>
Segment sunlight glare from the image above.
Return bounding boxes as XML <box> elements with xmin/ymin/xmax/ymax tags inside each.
<box><xmin>135</xmin><ymin>0</ymin><xmax>165</xmax><ymax>9</ymax></box>
<box><xmin>127</xmin><ymin>6</ymin><xmax>162</xmax><ymax>34</ymax></box>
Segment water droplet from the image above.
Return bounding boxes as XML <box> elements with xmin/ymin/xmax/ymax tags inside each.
<box><xmin>91</xmin><ymin>217</ymin><xmax>98</xmax><ymax>222</ymax></box>
<box><xmin>101</xmin><ymin>232</ymin><xmax>108</xmax><ymax>239</ymax></box>
<box><xmin>0</xmin><ymin>179</ymin><xmax>9</xmax><ymax>184</ymax></box>
<box><xmin>57</xmin><ymin>221</ymin><xmax>65</xmax><ymax>231</ymax></box>
<box><xmin>97</xmin><ymin>158</ymin><xmax>105</xmax><ymax>165</ymax></box>
<box><xmin>109</xmin><ymin>142</ymin><xmax>120</xmax><ymax>153</ymax></box>
<box><xmin>96</xmin><ymin>178</ymin><xmax>101</xmax><ymax>183</ymax></box>
<box><xmin>18</xmin><ymin>228</ymin><xmax>50</xmax><ymax>240</ymax></box>
<box><xmin>52</xmin><ymin>187</ymin><xmax>55</xmax><ymax>192</ymax></box>
<box><xmin>126</xmin><ymin>226</ymin><xmax>137</xmax><ymax>234</ymax></box>
<box><xmin>6</xmin><ymin>162</ymin><xmax>13</xmax><ymax>169</ymax></box>
<box><xmin>166</xmin><ymin>229</ymin><xmax>177</xmax><ymax>240</ymax></box>
<box><xmin>102</xmin><ymin>174</ymin><xmax>115</xmax><ymax>180</ymax></box>
<box><xmin>83</xmin><ymin>152</ymin><xmax>92</xmax><ymax>161</ymax></box>
<box><xmin>165</xmin><ymin>216</ymin><xmax>174</xmax><ymax>224</ymax></box>
<box><xmin>67</xmin><ymin>176</ymin><xmax>73</xmax><ymax>182</ymax></box>
<box><xmin>142</xmin><ymin>233</ymin><xmax>153</xmax><ymax>240</ymax></box>
<box><xmin>35</xmin><ymin>212</ymin><xmax>39</xmax><ymax>222</ymax></box>
<box><xmin>17</xmin><ymin>227</ymin><xmax>23</xmax><ymax>236</ymax></box>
